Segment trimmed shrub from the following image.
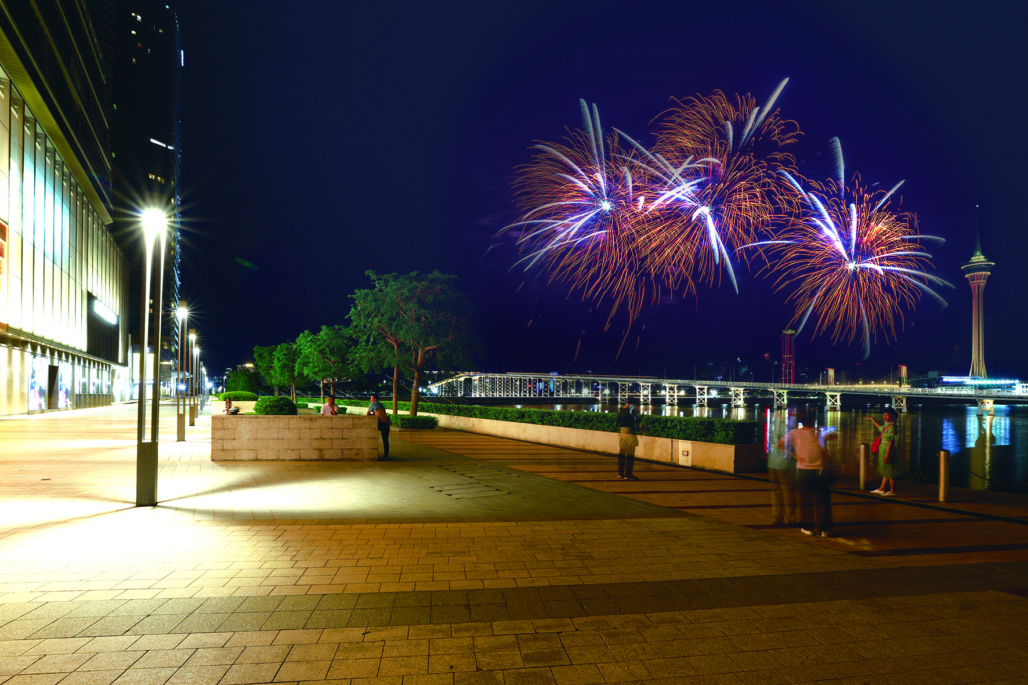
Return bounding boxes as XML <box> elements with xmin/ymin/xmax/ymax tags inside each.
<box><xmin>219</xmin><ymin>391</ymin><xmax>258</xmax><ymax>402</ymax></box>
<box><xmin>333</xmin><ymin>399</ymin><xmax>755</xmax><ymax>444</ymax></box>
<box><xmin>393</xmin><ymin>415</ymin><xmax>438</xmax><ymax>430</ymax></box>
<box><xmin>294</xmin><ymin>402</ymin><xmax>309</xmax><ymax>408</ymax></box>
<box><xmin>253</xmin><ymin>396</ymin><xmax>298</xmax><ymax>415</ymax></box>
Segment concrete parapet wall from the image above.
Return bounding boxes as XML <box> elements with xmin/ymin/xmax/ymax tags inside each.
<box><xmin>421</xmin><ymin>412</ymin><xmax>762</xmax><ymax>474</ymax></box>
<box><xmin>211</xmin><ymin>415</ymin><xmax>378</xmax><ymax>461</ymax></box>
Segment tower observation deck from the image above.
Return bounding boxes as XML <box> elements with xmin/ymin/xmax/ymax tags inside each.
<box><xmin>960</xmin><ymin>231</ymin><xmax>994</xmax><ymax>379</ymax></box>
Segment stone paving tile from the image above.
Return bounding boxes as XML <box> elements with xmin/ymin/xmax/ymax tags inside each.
<box><xmin>400</xmin><ymin>430</ymin><xmax>1028</xmax><ymax>566</ymax></box>
<box><xmin>3</xmin><ymin>407</ymin><xmax>1028</xmax><ymax>684</ymax></box>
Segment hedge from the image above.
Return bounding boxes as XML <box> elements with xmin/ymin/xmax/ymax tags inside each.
<box><xmin>254</xmin><ymin>396</ymin><xmax>298</xmax><ymax>415</ymax></box>
<box><xmin>334</xmin><ymin>399</ymin><xmax>755</xmax><ymax>445</ymax></box>
<box><xmin>219</xmin><ymin>391</ymin><xmax>258</xmax><ymax>402</ymax></box>
<box><xmin>392</xmin><ymin>415</ymin><xmax>438</xmax><ymax>430</ymax></box>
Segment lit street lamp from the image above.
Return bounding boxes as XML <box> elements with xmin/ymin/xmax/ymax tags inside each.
<box><xmin>137</xmin><ymin>208</ymin><xmax>167</xmax><ymax>507</ymax></box>
<box><xmin>176</xmin><ymin>302</ymin><xmax>188</xmax><ymax>441</ymax></box>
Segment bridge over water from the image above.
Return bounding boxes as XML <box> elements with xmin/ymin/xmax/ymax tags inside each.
<box><xmin>427</xmin><ymin>372</ymin><xmax>1028</xmax><ymax>415</ymax></box>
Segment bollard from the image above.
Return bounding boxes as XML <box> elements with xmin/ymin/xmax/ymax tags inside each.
<box><xmin>939</xmin><ymin>449</ymin><xmax>950</xmax><ymax>503</ymax></box>
<box><xmin>858</xmin><ymin>443</ymin><xmax>870</xmax><ymax>491</ymax></box>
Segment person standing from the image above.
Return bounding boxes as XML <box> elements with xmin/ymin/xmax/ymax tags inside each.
<box><xmin>616</xmin><ymin>401</ymin><xmax>639</xmax><ymax>480</ymax></box>
<box><xmin>777</xmin><ymin>410</ymin><xmax>833</xmax><ymax>537</ymax></box>
<box><xmin>320</xmin><ymin>395</ymin><xmax>338</xmax><ymax>416</ymax></box>
<box><xmin>767</xmin><ymin>415</ymin><xmax>798</xmax><ymax>526</ymax></box>
<box><xmin>867</xmin><ymin>409</ymin><xmax>899</xmax><ymax>496</ymax></box>
<box><xmin>367</xmin><ymin>394</ymin><xmax>391</xmax><ymax>460</ymax></box>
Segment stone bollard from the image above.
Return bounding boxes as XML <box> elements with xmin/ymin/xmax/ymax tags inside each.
<box><xmin>858</xmin><ymin>443</ymin><xmax>870</xmax><ymax>491</ymax></box>
<box><xmin>939</xmin><ymin>449</ymin><xmax>950</xmax><ymax>503</ymax></box>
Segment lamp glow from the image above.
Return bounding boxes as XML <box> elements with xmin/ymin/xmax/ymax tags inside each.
<box><xmin>141</xmin><ymin>209</ymin><xmax>167</xmax><ymax>242</ymax></box>
<box><xmin>176</xmin><ymin>305</ymin><xmax>188</xmax><ymax>320</ymax></box>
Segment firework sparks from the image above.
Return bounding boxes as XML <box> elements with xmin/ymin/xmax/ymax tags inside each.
<box><xmin>618</xmin><ymin>78</ymin><xmax>800</xmax><ymax>292</ymax></box>
<box><xmin>503</xmin><ymin>100</ymin><xmax>674</xmax><ymax>324</ymax></box>
<box><xmin>756</xmin><ymin>141</ymin><xmax>953</xmax><ymax>358</ymax></box>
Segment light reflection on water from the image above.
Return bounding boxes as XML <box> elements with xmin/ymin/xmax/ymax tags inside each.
<box><xmin>493</xmin><ymin>402</ymin><xmax>1028</xmax><ymax>494</ymax></box>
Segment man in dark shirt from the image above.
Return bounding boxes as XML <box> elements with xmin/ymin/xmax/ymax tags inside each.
<box><xmin>367</xmin><ymin>394</ymin><xmax>390</xmax><ymax>460</ymax></box>
<box><xmin>616</xmin><ymin>401</ymin><xmax>639</xmax><ymax>480</ymax></box>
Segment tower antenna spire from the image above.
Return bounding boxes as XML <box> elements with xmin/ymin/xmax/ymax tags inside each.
<box><xmin>961</xmin><ymin>208</ymin><xmax>994</xmax><ymax>379</ymax></box>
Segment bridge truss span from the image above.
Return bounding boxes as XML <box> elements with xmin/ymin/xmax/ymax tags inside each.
<box><xmin>427</xmin><ymin>372</ymin><xmax>1028</xmax><ymax>411</ymax></box>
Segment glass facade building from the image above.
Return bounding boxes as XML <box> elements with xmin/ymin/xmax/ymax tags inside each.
<box><xmin>0</xmin><ymin>2</ymin><xmax>130</xmax><ymax>415</ymax></box>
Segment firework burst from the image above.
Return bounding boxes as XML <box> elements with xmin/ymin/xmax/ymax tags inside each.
<box><xmin>504</xmin><ymin>100</ymin><xmax>679</xmax><ymax>324</ymax></box>
<box><xmin>618</xmin><ymin>78</ymin><xmax>800</xmax><ymax>292</ymax></box>
<box><xmin>758</xmin><ymin>141</ymin><xmax>953</xmax><ymax>358</ymax></box>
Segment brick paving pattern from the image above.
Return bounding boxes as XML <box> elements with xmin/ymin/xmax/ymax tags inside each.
<box><xmin>0</xmin><ymin>406</ymin><xmax>1026</xmax><ymax>684</ymax></box>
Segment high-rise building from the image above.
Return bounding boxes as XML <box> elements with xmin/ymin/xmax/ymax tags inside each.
<box><xmin>0</xmin><ymin>0</ymin><xmax>132</xmax><ymax>415</ymax></box>
<box><xmin>961</xmin><ymin>231</ymin><xmax>994</xmax><ymax>379</ymax></box>
<box><xmin>780</xmin><ymin>329</ymin><xmax>795</xmax><ymax>385</ymax></box>
<box><xmin>95</xmin><ymin>0</ymin><xmax>182</xmax><ymax>360</ymax></box>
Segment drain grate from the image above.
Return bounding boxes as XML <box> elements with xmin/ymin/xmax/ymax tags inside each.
<box><xmin>431</xmin><ymin>465</ymin><xmax>513</xmax><ymax>498</ymax></box>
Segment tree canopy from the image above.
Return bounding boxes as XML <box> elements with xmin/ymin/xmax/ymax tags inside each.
<box><xmin>226</xmin><ymin>367</ymin><xmax>262</xmax><ymax>394</ymax></box>
<box><xmin>272</xmin><ymin>342</ymin><xmax>299</xmax><ymax>400</ymax></box>
<box><xmin>253</xmin><ymin>345</ymin><xmax>278</xmax><ymax>395</ymax></box>
<box><xmin>295</xmin><ymin>325</ymin><xmax>351</xmax><ymax>400</ymax></box>
<box><xmin>349</xmin><ymin>271</ymin><xmax>478</xmax><ymax>415</ymax></box>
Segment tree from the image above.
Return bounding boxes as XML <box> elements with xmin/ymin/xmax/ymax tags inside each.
<box><xmin>295</xmin><ymin>326</ymin><xmax>351</xmax><ymax>401</ymax></box>
<box><xmin>272</xmin><ymin>342</ymin><xmax>299</xmax><ymax>401</ymax></box>
<box><xmin>226</xmin><ymin>367</ymin><xmax>262</xmax><ymax>394</ymax></box>
<box><xmin>349</xmin><ymin>271</ymin><xmax>478</xmax><ymax>416</ymax></box>
<box><xmin>253</xmin><ymin>345</ymin><xmax>279</xmax><ymax>395</ymax></box>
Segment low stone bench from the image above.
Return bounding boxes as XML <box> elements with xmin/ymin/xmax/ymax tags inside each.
<box><xmin>211</xmin><ymin>415</ymin><xmax>378</xmax><ymax>461</ymax></box>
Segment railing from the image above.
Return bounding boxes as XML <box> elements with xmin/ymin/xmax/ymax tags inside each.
<box><xmin>428</xmin><ymin>372</ymin><xmax>1025</xmax><ymax>403</ymax></box>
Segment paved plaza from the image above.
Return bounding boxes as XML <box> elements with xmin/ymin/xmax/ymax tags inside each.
<box><xmin>0</xmin><ymin>405</ymin><xmax>1026</xmax><ymax>685</ymax></box>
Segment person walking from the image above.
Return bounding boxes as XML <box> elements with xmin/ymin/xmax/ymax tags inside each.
<box><xmin>367</xmin><ymin>394</ymin><xmax>391</xmax><ymax>460</ymax></box>
<box><xmin>320</xmin><ymin>395</ymin><xmax>338</xmax><ymax>415</ymax></box>
<box><xmin>777</xmin><ymin>410</ymin><xmax>833</xmax><ymax>537</ymax></box>
<box><xmin>616</xmin><ymin>401</ymin><xmax>640</xmax><ymax>480</ymax></box>
<box><xmin>867</xmin><ymin>409</ymin><xmax>899</xmax><ymax>496</ymax></box>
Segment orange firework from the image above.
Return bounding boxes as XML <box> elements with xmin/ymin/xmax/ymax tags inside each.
<box><xmin>621</xmin><ymin>78</ymin><xmax>800</xmax><ymax>292</ymax></box>
<box><xmin>505</xmin><ymin>100</ymin><xmax>684</xmax><ymax>326</ymax></box>
<box><xmin>763</xmin><ymin>155</ymin><xmax>953</xmax><ymax>358</ymax></box>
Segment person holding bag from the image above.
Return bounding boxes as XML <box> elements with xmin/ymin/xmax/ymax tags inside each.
<box><xmin>867</xmin><ymin>409</ymin><xmax>899</xmax><ymax>497</ymax></box>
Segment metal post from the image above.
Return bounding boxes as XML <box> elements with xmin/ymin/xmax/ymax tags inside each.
<box><xmin>939</xmin><ymin>449</ymin><xmax>950</xmax><ymax>502</ymax></box>
<box><xmin>176</xmin><ymin>303</ymin><xmax>186</xmax><ymax>441</ymax></box>
<box><xmin>136</xmin><ymin>230</ymin><xmax>157</xmax><ymax>507</ymax></box>
<box><xmin>858</xmin><ymin>443</ymin><xmax>870</xmax><ymax>490</ymax></box>
<box><xmin>150</xmin><ymin>238</ymin><xmax>165</xmax><ymax>443</ymax></box>
<box><xmin>136</xmin><ymin>243</ymin><xmax>151</xmax><ymax>444</ymax></box>
<box><xmin>188</xmin><ymin>330</ymin><xmax>197</xmax><ymax>426</ymax></box>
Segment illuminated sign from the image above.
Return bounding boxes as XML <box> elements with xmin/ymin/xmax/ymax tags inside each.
<box><xmin>93</xmin><ymin>299</ymin><xmax>118</xmax><ymax>325</ymax></box>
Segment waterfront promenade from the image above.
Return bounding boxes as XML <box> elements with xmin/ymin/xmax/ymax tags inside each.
<box><xmin>0</xmin><ymin>405</ymin><xmax>1026</xmax><ymax>684</ymax></box>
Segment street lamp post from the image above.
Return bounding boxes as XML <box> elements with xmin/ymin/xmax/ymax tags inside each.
<box><xmin>193</xmin><ymin>345</ymin><xmax>201</xmax><ymax>418</ymax></box>
<box><xmin>137</xmin><ymin>209</ymin><xmax>167</xmax><ymax>507</ymax></box>
<box><xmin>176</xmin><ymin>302</ymin><xmax>188</xmax><ymax>441</ymax></box>
<box><xmin>188</xmin><ymin>330</ymin><xmax>197</xmax><ymax>426</ymax></box>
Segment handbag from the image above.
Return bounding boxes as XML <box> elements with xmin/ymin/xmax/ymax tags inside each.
<box><xmin>870</xmin><ymin>433</ymin><xmax>882</xmax><ymax>455</ymax></box>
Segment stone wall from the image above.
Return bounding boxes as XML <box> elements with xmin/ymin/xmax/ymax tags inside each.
<box><xmin>211</xmin><ymin>415</ymin><xmax>378</xmax><ymax>461</ymax></box>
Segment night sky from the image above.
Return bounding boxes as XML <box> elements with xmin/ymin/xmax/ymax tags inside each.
<box><xmin>170</xmin><ymin>0</ymin><xmax>1028</xmax><ymax>383</ymax></box>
